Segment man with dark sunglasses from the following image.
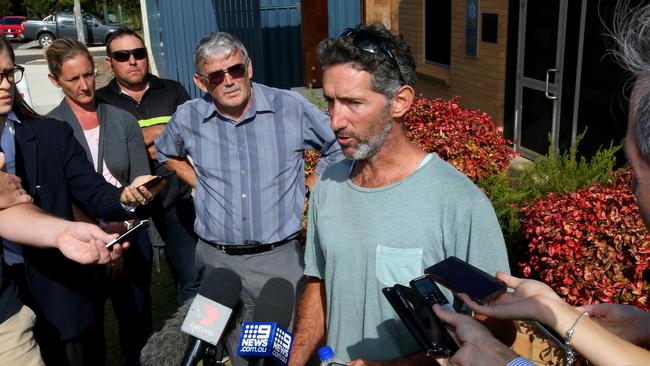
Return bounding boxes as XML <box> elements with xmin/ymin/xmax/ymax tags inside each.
<box><xmin>97</xmin><ymin>29</ymin><xmax>200</xmax><ymax>308</ymax></box>
<box><xmin>155</xmin><ymin>31</ymin><xmax>342</xmax><ymax>366</ymax></box>
<box><xmin>288</xmin><ymin>23</ymin><xmax>510</xmax><ymax>366</ymax></box>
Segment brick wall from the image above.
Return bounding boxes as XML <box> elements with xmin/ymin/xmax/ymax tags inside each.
<box><xmin>398</xmin><ymin>0</ymin><xmax>509</xmax><ymax>128</ymax></box>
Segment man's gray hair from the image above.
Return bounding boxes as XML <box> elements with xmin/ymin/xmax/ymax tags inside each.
<box><xmin>193</xmin><ymin>32</ymin><xmax>249</xmax><ymax>73</ymax></box>
<box><xmin>611</xmin><ymin>1</ymin><xmax>650</xmax><ymax>155</ymax></box>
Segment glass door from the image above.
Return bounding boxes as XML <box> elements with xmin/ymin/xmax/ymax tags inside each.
<box><xmin>514</xmin><ymin>0</ymin><xmax>568</xmax><ymax>157</ymax></box>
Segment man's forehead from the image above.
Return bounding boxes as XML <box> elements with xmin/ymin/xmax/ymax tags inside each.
<box><xmin>110</xmin><ymin>35</ymin><xmax>144</xmax><ymax>49</ymax></box>
<box><xmin>323</xmin><ymin>63</ymin><xmax>375</xmax><ymax>94</ymax></box>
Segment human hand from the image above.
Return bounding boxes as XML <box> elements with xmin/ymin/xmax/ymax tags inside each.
<box><xmin>0</xmin><ymin>153</ymin><xmax>33</xmax><ymax>209</ymax></box>
<box><xmin>147</xmin><ymin>144</ymin><xmax>158</xmax><ymax>160</ymax></box>
<box><xmin>54</xmin><ymin>221</ymin><xmax>127</xmax><ymax>265</ymax></box>
<box><xmin>432</xmin><ymin>304</ymin><xmax>519</xmax><ymax>366</ymax></box>
<box><xmin>577</xmin><ymin>302</ymin><xmax>650</xmax><ymax>348</ymax></box>
<box><xmin>457</xmin><ymin>272</ymin><xmax>565</xmax><ymax>325</ymax></box>
<box><xmin>101</xmin><ymin>220</ymin><xmax>129</xmax><ymax>235</ymax></box>
<box><xmin>120</xmin><ymin>175</ymin><xmax>162</xmax><ymax>206</ymax></box>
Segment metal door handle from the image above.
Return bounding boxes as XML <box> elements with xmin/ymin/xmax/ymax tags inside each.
<box><xmin>545</xmin><ymin>68</ymin><xmax>558</xmax><ymax>100</ymax></box>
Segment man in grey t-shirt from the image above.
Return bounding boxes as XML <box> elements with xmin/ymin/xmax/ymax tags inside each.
<box><xmin>289</xmin><ymin>23</ymin><xmax>511</xmax><ymax>366</ymax></box>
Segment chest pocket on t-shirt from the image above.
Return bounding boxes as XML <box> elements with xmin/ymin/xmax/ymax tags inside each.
<box><xmin>375</xmin><ymin>245</ymin><xmax>423</xmax><ymax>287</ymax></box>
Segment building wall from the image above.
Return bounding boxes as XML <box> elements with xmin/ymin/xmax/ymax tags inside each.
<box><xmin>398</xmin><ymin>0</ymin><xmax>509</xmax><ymax>127</ymax></box>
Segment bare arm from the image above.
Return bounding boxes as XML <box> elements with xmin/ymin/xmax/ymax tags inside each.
<box><xmin>142</xmin><ymin>125</ymin><xmax>167</xmax><ymax>160</ymax></box>
<box><xmin>289</xmin><ymin>278</ymin><xmax>327</xmax><ymax>366</ymax></box>
<box><xmin>0</xmin><ymin>203</ymin><xmax>121</xmax><ymax>265</ymax></box>
<box><xmin>462</xmin><ymin>273</ymin><xmax>650</xmax><ymax>366</ymax></box>
<box><xmin>305</xmin><ymin>172</ymin><xmax>320</xmax><ymax>191</ymax></box>
<box><xmin>164</xmin><ymin>157</ymin><xmax>196</xmax><ymax>188</ymax></box>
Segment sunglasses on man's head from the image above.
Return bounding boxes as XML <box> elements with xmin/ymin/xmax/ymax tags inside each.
<box><xmin>338</xmin><ymin>27</ymin><xmax>405</xmax><ymax>85</ymax></box>
<box><xmin>110</xmin><ymin>47</ymin><xmax>147</xmax><ymax>62</ymax></box>
<box><xmin>198</xmin><ymin>62</ymin><xmax>247</xmax><ymax>86</ymax></box>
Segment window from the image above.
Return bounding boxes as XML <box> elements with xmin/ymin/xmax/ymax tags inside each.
<box><xmin>5</xmin><ymin>18</ymin><xmax>24</xmax><ymax>25</ymax></box>
<box><xmin>424</xmin><ymin>0</ymin><xmax>452</xmax><ymax>66</ymax></box>
<box><xmin>59</xmin><ymin>15</ymin><xmax>75</xmax><ymax>26</ymax></box>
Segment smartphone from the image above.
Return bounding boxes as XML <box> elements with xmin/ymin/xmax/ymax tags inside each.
<box><xmin>139</xmin><ymin>170</ymin><xmax>176</xmax><ymax>189</ymax></box>
<box><xmin>530</xmin><ymin>320</ymin><xmax>571</xmax><ymax>354</ymax></box>
<box><xmin>425</xmin><ymin>256</ymin><xmax>507</xmax><ymax>304</ymax></box>
<box><xmin>105</xmin><ymin>220</ymin><xmax>150</xmax><ymax>249</ymax></box>
<box><xmin>382</xmin><ymin>284</ymin><xmax>458</xmax><ymax>356</ymax></box>
<box><xmin>409</xmin><ymin>275</ymin><xmax>454</xmax><ymax>311</ymax></box>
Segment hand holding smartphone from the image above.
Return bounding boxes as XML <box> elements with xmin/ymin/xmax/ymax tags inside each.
<box><xmin>138</xmin><ymin>170</ymin><xmax>176</xmax><ymax>189</ymax></box>
<box><xmin>105</xmin><ymin>220</ymin><xmax>150</xmax><ymax>249</ymax></box>
<box><xmin>425</xmin><ymin>256</ymin><xmax>507</xmax><ymax>304</ymax></box>
<box><xmin>382</xmin><ymin>284</ymin><xmax>458</xmax><ymax>356</ymax></box>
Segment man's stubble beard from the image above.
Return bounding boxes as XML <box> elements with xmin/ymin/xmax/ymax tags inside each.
<box><xmin>349</xmin><ymin>106</ymin><xmax>394</xmax><ymax>161</ymax></box>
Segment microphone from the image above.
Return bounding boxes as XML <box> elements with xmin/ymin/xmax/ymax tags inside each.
<box><xmin>180</xmin><ymin>267</ymin><xmax>242</xmax><ymax>366</ymax></box>
<box><xmin>237</xmin><ymin>277</ymin><xmax>295</xmax><ymax>366</ymax></box>
<box><xmin>140</xmin><ymin>300</ymin><xmax>192</xmax><ymax>366</ymax></box>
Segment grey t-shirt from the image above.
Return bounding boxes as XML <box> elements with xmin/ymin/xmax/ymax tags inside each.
<box><xmin>304</xmin><ymin>154</ymin><xmax>510</xmax><ymax>361</ymax></box>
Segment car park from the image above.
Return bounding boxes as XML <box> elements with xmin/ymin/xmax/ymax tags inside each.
<box><xmin>23</xmin><ymin>11</ymin><xmax>126</xmax><ymax>48</ymax></box>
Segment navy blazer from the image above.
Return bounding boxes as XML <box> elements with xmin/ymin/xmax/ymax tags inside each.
<box><xmin>14</xmin><ymin>117</ymin><xmax>131</xmax><ymax>341</ymax></box>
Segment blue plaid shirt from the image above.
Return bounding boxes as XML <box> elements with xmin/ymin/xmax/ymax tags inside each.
<box><xmin>156</xmin><ymin>82</ymin><xmax>342</xmax><ymax>245</ymax></box>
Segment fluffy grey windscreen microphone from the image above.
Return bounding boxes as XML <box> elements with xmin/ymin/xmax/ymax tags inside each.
<box><xmin>140</xmin><ymin>300</ymin><xmax>193</xmax><ymax>366</ymax></box>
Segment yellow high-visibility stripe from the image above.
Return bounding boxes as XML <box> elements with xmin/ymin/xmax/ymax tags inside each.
<box><xmin>139</xmin><ymin>116</ymin><xmax>171</xmax><ymax>127</ymax></box>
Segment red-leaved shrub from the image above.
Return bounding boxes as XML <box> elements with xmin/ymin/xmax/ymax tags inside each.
<box><xmin>304</xmin><ymin>96</ymin><xmax>515</xmax><ymax>182</ymax></box>
<box><xmin>403</xmin><ymin>97</ymin><xmax>516</xmax><ymax>182</ymax></box>
<box><xmin>519</xmin><ymin>170</ymin><xmax>650</xmax><ymax>310</ymax></box>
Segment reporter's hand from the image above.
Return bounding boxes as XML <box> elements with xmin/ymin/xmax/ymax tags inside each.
<box><xmin>432</xmin><ymin>304</ymin><xmax>519</xmax><ymax>366</ymax></box>
<box><xmin>54</xmin><ymin>221</ymin><xmax>127</xmax><ymax>265</ymax></box>
<box><xmin>120</xmin><ymin>175</ymin><xmax>163</xmax><ymax>206</ymax></box>
<box><xmin>457</xmin><ymin>272</ymin><xmax>564</xmax><ymax>326</ymax></box>
<box><xmin>0</xmin><ymin>153</ymin><xmax>33</xmax><ymax>208</ymax></box>
<box><xmin>577</xmin><ymin>303</ymin><xmax>650</xmax><ymax>348</ymax></box>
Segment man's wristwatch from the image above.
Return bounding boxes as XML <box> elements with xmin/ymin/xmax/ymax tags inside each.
<box><xmin>305</xmin><ymin>185</ymin><xmax>311</xmax><ymax>199</ymax></box>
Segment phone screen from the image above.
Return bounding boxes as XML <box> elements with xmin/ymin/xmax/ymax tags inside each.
<box><xmin>412</xmin><ymin>276</ymin><xmax>437</xmax><ymax>295</ymax></box>
<box><xmin>425</xmin><ymin>256</ymin><xmax>506</xmax><ymax>303</ymax></box>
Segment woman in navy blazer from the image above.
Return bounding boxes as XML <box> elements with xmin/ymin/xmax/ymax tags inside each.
<box><xmin>0</xmin><ymin>38</ymin><xmax>157</xmax><ymax>366</ymax></box>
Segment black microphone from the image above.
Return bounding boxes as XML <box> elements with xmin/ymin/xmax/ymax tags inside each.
<box><xmin>180</xmin><ymin>268</ymin><xmax>242</xmax><ymax>366</ymax></box>
<box><xmin>237</xmin><ymin>277</ymin><xmax>295</xmax><ymax>366</ymax></box>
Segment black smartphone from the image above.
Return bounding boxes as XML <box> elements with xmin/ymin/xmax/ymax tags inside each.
<box><xmin>105</xmin><ymin>220</ymin><xmax>150</xmax><ymax>249</ymax></box>
<box><xmin>409</xmin><ymin>275</ymin><xmax>453</xmax><ymax>311</ymax></box>
<box><xmin>382</xmin><ymin>284</ymin><xmax>458</xmax><ymax>357</ymax></box>
<box><xmin>139</xmin><ymin>170</ymin><xmax>176</xmax><ymax>189</ymax></box>
<box><xmin>530</xmin><ymin>321</ymin><xmax>571</xmax><ymax>354</ymax></box>
<box><xmin>425</xmin><ymin>256</ymin><xmax>507</xmax><ymax>304</ymax></box>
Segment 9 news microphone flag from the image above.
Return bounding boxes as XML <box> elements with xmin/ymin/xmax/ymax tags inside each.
<box><xmin>181</xmin><ymin>268</ymin><xmax>242</xmax><ymax>366</ymax></box>
<box><xmin>237</xmin><ymin>277</ymin><xmax>295</xmax><ymax>366</ymax></box>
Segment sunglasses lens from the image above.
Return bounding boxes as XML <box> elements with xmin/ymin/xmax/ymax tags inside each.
<box><xmin>206</xmin><ymin>64</ymin><xmax>246</xmax><ymax>85</ymax></box>
<box><xmin>228</xmin><ymin>64</ymin><xmax>246</xmax><ymax>78</ymax></box>
<box><xmin>132</xmin><ymin>48</ymin><xmax>147</xmax><ymax>60</ymax></box>
<box><xmin>111</xmin><ymin>48</ymin><xmax>147</xmax><ymax>62</ymax></box>
<box><xmin>111</xmin><ymin>51</ymin><xmax>130</xmax><ymax>62</ymax></box>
